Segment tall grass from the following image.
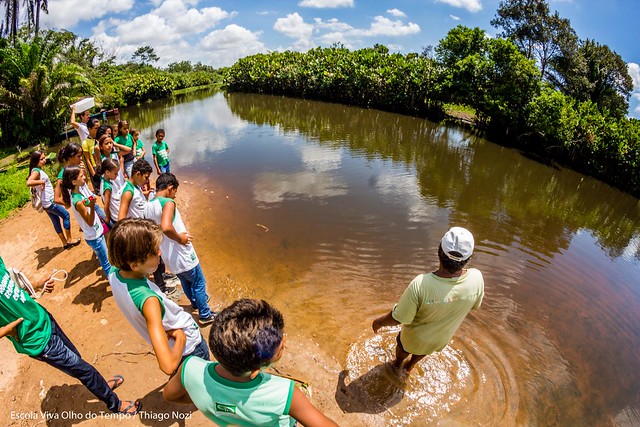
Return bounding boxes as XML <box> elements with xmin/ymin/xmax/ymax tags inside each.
<box><xmin>0</xmin><ymin>166</ymin><xmax>31</xmax><ymax>219</ymax></box>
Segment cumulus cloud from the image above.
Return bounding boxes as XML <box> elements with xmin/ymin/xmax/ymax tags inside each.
<box><xmin>274</xmin><ymin>13</ymin><xmax>314</xmax><ymax>40</ymax></box>
<box><xmin>42</xmin><ymin>0</ymin><xmax>134</xmax><ymax>28</ymax></box>
<box><xmin>435</xmin><ymin>0</ymin><xmax>482</xmax><ymax>13</ymax></box>
<box><xmin>298</xmin><ymin>0</ymin><xmax>354</xmax><ymax>8</ymax></box>
<box><xmin>200</xmin><ymin>24</ymin><xmax>266</xmax><ymax>66</ymax></box>
<box><xmin>450</xmin><ymin>15</ymin><xmax>461</xmax><ymax>20</ymax></box>
<box><xmin>313</xmin><ymin>17</ymin><xmax>353</xmax><ymax>31</ymax></box>
<box><xmin>153</xmin><ymin>0</ymin><xmax>232</xmax><ymax>34</ymax></box>
<box><xmin>629</xmin><ymin>63</ymin><xmax>640</xmax><ymax>117</ymax></box>
<box><xmin>387</xmin><ymin>8</ymin><xmax>406</xmax><ymax>18</ymax></box>
<box><xmin>351</xmin><ymin>16</ymin><xmax>420</xmax><ymax>37</ymax></box>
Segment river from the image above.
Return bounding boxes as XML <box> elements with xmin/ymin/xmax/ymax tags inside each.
<box><xmin>118</xmin><ymin>89</ymin><xmax>640</xmax><ymax>426</ymax></box>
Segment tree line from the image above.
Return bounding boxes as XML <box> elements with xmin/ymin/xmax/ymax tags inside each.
<box><xmin>0</xmin><ymin>26</ymin><xmax>222</xmax><ymax>149</ymax></box>
<box><xmin>225</xmin><ymin>0</ymin><xmax>639</xmax><ymax>197</ymax></box>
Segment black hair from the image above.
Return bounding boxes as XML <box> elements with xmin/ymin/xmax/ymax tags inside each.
<box><xmin>131</xmin><ymin>158</ymin><xmax>152</xmax><ymax>176</ymax></box>
<box><xmin>155</xmin><ymin>128</ymin><xmax>165</xmax><ymax>136</ymax></box>
<box><xmin>438</xmin><ymin>244</ymin><xmax>470</xmax><ymax>274</ymax></box>
<box><xmin>61</xmin><ymin>165</ymin><xmax>82</xmax><ymax>208</ymax></box>
<box><xmin>117</xmin><ymin>120</ymin><xmax>129</xmax><ymax>136</ymax></box>
<box><xmin>27</xmin><ymin>150</ymin><xmax>44</xmax><ymax>179</ymax></box>
<box><xmin>87</xmin><ymin>117</ymin><xmax>100</xmax><ymax>130</ymax></box>
<box><xmin>95</xmin><ymin>157</ymin><xmax>119</xmax><ymax>176</ymax></box>
<box><xmin>57</xmin><ymin>142</ymin><xmax>82</xmax><ymax>164</ymax></box>
<box><xmin>209</xmin><ymin>299</ymin><xmax>285</xmax><ymax>377</ymax></box>
<box><xmin>95</xmin><ymin>124</ymin><xmax>111</xmax><ymax>141</ymax></box>
<box><xmin>155</xmin><ymin>173</ymin><xmax>179</xmax><ymax>191</ymax></box>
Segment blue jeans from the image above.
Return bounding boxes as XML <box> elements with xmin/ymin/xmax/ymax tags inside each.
<box><xmin>177</xmin><ymin>264</ymin><xmax>211</xmax><ymax>319</ymax></box>
<box><xmin>86</xmin><ymin>235</ymin><xmax>111</xmax><ymax>276</ymax></box>
<box><xmin>33</xmin><ymin>313</ymin><xmax>121</xmax><ymax>412</ymax></box>
<box><xmin>44</xmin><ymin>203</ymin><xmax>70</xmax><ymax>234</ymax></box>
<box><xmin>159</xmin><ymin>162</ymin><xmax>171</xmax><ymax>174</ymax></box>
<box><xmin>179</xmin><ymin>334</ymin><xmax>210</xmax><ymax>367</ymax></box>
<box><xmin>124</xmin><ymin>159</ymin><xmax>134</xmax><ymax>178</ymax></box>
<box><xmin>93</xmin><ymin>203</ymin><xmax>107</xmax><ymax>223</ymax></box>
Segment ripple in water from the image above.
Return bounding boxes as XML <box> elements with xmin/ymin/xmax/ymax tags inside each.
<box><xmin>338</xmin><ymin>324</ymin><xmax>521</xmax><ymax>426</ymax></box>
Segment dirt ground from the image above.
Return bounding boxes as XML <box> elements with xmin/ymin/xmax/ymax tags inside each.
<box><xmin>0</xmin><ymin>184</ymin><xmax>374</xmax><ymax>427</ymax></box>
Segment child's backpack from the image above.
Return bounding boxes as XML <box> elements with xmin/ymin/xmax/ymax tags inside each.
<box><xmin>30</xmin><ymin>187</ymin><xmax>43</xmax><ymax>212</ymax></box>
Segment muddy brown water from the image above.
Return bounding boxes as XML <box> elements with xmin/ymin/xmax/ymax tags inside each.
<box><xmin>113</xmin><ymin>89</ymin><xmax>640</xmax><ymax>425</ymax></box>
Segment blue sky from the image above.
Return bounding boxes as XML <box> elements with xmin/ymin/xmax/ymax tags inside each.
<box><xmin>38</xmin><ymin>0</ymin><xmax>640</xmax><ymax>117</ymax></box>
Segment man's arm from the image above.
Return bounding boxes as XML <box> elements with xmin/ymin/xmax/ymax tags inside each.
<box><xmin>142</xmin><ymin>297</ymin><xmax>186</xmax><ymax>375</ymax></box>
<box><xmin>70</xmin><ymin>106</ymin><xmax>79</xmax><ymax>130</ymax></box>
<box><xmin>372</xmin><ymin>311</ymin><xmax>400</xmax><ymax>333</ymax></box>
<box><xmin>163</xmin><ymin>363</ymin><xmax>193</xmax><ymax>404</ymax></box>
<box><xmin>289</xmin><ymin>386</ymin><xmax>339</xmax><ymax>427</ymax></box>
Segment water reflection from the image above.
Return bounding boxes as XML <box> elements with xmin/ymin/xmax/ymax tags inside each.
<box><xmin>119</xmin><ymin>90</ymin><xmax>640</xmax><ymax>425</ymax></box>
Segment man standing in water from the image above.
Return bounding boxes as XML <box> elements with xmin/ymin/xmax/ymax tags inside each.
<box><xmin>372</xmin><ymin>227</ymin><xmax>484</xmax><ymax>373</ymax></box>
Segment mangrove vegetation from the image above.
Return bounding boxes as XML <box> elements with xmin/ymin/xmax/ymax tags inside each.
<box><xmin>225</xmin><ymin>0</ymin><xmax>640</xmax><ymax>197</ymax></box>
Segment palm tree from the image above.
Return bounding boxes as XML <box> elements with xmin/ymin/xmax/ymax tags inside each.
<box><xmin>1</xmin><ymin>0</ymin><xmax>48</xmax><ymax>41</ymax></box>
<box><xmin>0</xmin><ymin>33</ymin><xmax>91</xmax><ymax>147</ymax></box>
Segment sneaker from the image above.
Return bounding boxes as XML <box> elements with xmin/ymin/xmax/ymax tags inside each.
<box><xmin>198</xmin><ymin>313</ymin><xmax>217</xmax><ymax>326</ymax></box>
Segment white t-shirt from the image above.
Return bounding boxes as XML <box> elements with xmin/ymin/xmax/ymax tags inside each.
<box><xmin>32</xmin><ymin>168</ymin><xmax>54</xmax><ymax>209</ymax></box>
<box><xmin>70</xmin><ymin>192</ymin><xmax>103</xmax><ymax>241</ymax></box>
<box><xmin>108</xmin><ymin>269</ymin><xmax>202</xmax><ymax>356</ymax></box>
<box><xmin>145</xmin><ymin>197</ymin><xmax>199</xmax><ymax>274</ymax></box>
<box><xmin>118</xmin><ymin>181</ymin><xmax>146</xmax><ymax>218</ymax></box>
<box><xmin>77</xmin><ymin>122</ymin><xmax>89</xmax><ymax>142</ymax></box>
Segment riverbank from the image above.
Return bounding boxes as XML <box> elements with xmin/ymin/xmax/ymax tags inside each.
<box><xmin>0</xmin><ymin>181</ymin><xmax>371</xmax><ymax>427</ymax></box>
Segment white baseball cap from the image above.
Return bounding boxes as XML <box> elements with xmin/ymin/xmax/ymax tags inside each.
<box><xmin>441</xmin><ymin>227</ymin><xmax>474</xmax><ymax>261</ymax></box>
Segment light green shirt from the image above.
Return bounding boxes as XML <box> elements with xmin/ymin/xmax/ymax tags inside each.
<box><xmin>392</xmin><ymin>268</ymin><xmax>484</xmax><ymax>355</ymax></box>
<box><xmin>182</xmin><ymin>357</ymin><xmax>295</xmax><ymax>427</ymax></box>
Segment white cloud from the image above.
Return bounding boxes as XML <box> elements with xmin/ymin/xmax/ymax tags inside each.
<box><xmin>351</xmin><ymin>16</ymin><xmax>420</xmax><ymax>37</ymax></box>
<box><xmin>629</xmin><ymin>63</ymin><xmax>640</xmax><ymax>117</ymax></box>
<box><xmin>313</xmin><ymin>18</ymin><xmax>353</xmax><ymax>31</ymax></box>
<box><xmin>629</xmin><ymin>63</ymin><xmax>640</xmax><ymax>91</ymax></box>
<box><xmin>42</xmin><ymin>0</ymin><xmax>134</xmax><ymax>28</ymax></box>
<box><xmin>274</xmin><ymin>13</ymin><xmax>314</xmax><ymax>40</ymax></box>
<box><xmin>435</xmin><ymin>0</ymin><xmax>482</xmax><ymax>13</ymax></box>
<box><xmin>199</xmin><ymin>25</ymin><xmax>266</xmax><ymax>67</ymax></box>
<box><xmin>450</xmin><ymin>15</ymin><xmax>461</xmax><ymax>20</ymax></box>
<box><xmin>253</xmin><ymin>171</ymin><xmax>347</xmax><ymax>206</ymax></box>
<box><xmin>116</xmin><ymin>15</ymin><xmax>177</xmax><ymax>44</ymax></box>
<box><xmin>387</xmin><ymin>8</ymin><xmax>406</xmax><ymax>18</ymax></box>
<box><xmin>153</xmin><ymin>1</ymin><xmax>231</xmax><ymax>34</ymax></box>
<box><xmin>298</xmin><ymin>0</ymin><xmax>354</xmax><ymax>8</ymax></box>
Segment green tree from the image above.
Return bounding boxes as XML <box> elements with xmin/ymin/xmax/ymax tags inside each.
<box><xmin>491</xmin><ymin>0</ymin><xmax>577</xmax><ymax>79</ymax></box>
<box><xmin>131</xmin><ymin>45</ymin><xmax>159</xmax><ymax>66</ymax></box>
<box><xmin>436</xmin><ymin>26</ymin><xmax>540</xmax><ymax>131</ymax></box>
<box><xmin>166</xmin><ymin>60</ymin><xmax>193</xmax><ymax>73</ymax></box>
<box><xmin>549</xmin><ymin>39</ymin><xmax>633</xmax><ymax>117</ymax></box>
<box><xmin>0</xmin><ymin>33</ymin><xmax>90</xmax><ymax>147</ymax></box>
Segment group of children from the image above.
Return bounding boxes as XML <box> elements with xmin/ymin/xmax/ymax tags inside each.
<box><xmin>11</xmin><ymin>107</ymin><xmax>339</xmax><ymax>426</ymax></box>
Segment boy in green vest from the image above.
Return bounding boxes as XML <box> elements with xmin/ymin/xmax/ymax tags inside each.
<box><xmin>0</xmin><ymin>256</ymin><xmax>141</xmax><ymax>415</ymax></box>
<box><xmin>163</xmin><ymin>298</ymin><xmax>338</xmax><ymax>426</ymax></box>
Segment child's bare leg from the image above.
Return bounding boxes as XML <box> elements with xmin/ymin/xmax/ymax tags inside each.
<box><xmin>64</xmin><ymin>228</ymin><xmax>73</xmax><ymax>241</ymax></box>
<box><xmin>404</xmin><ymin>354</ymin><xmax>427</xmax><ymax>373</ymax></box>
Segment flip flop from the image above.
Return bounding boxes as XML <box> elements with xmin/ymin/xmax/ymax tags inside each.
<box><xmin>63</xmin><ymin>238</ymin><xmax>81</xmax><ymax>250</ymax></box>
<box><xmin>107</xmin><ymin>375</ymin><xmax>125</xmax><ymax>390</ymax></box>
<box><xmin>117</xmin><ymin>400</ymin><xmax>142</xmax><ymax>415</ymax></box>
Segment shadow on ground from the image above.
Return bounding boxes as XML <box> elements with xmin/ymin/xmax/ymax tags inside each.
<box><xmin>335</xmin><ymin>364</ymin><xmax>406</xmax><ymax>414</ymax></box>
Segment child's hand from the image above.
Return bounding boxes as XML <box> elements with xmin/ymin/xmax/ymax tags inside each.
<box><xmin>156</xmin><ymin>169</ymin><xmax>161</xmax><ymax>175</ymax></box>
<box><xmin>36</xmin><ymin>275</ymin><xmax>55</xmax><ymax>293</ymax></box>
<box><xmin>179</xmin><ymin>232</ymin><xmax>192</xmax><ymax>245</ymax></box>
<box><xmin>166</xmin><ymin>329</ymin><xmax>185</xmax><ymax>341</ymax></box>
<box><xmin>0</xmin><ymin>318</ymin><xmax>24</xmax><ymax>340</ymax></box>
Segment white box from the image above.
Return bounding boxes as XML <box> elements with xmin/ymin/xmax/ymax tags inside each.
<box><xmin>71</xmin><ymin>97</ymin><xmax>95</xmax><ymax>112</ymax></box>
